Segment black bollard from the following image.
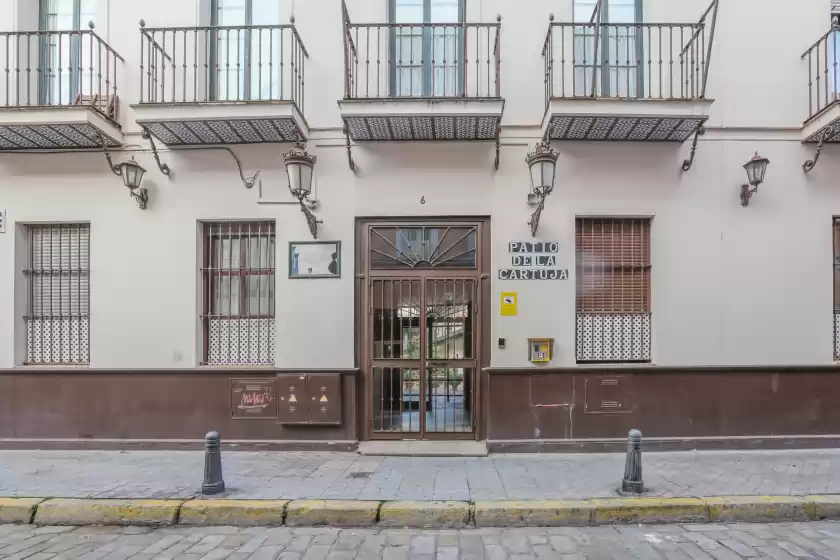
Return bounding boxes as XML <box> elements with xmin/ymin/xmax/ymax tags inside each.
<box><xmin>621</xmin><ymin>429</ymin><xmax>644</xmax><ymax>494</ymax></box>
<box><xmin>202</xmin><ymin>431</ymin><xmax>225</xmax><ymax>495</ymax></box>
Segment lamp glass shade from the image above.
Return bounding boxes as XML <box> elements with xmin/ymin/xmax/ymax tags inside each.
<box><xmin>743</xmin><ymin>153</ymin><xmax>769</xmax><ymax>187</ymax></box>
<box><xmin>120</xmin><ymin>158</ymin><xmax>146</xmax><ymax>190</ymax></box>
<box><xmin>529</xmin><ymin>158</ymin><xmax>556</xmax><ymax>196</ymax></box>
<box><xmin>287</xmin><ymin>160</ymin><xmax>314</xmax><ymax>197</ymax></box>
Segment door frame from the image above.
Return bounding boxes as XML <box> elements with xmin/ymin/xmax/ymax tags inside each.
<box><xmin>355</xmin><ymin>217</ymin><xmax>491</xmax><ymax>441</ymax></box>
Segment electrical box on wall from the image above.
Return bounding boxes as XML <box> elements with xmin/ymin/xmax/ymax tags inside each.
<box><xmin>528</xmin><ymin>338</ymin><xmax>553</xmax><ymax>363</ymax></box>
<box><xmin>276</xmin><ymin>374</ymin><xmax>342</xmax><ymax>425</ymax></box>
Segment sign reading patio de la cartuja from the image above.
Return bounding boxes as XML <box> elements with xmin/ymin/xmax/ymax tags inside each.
<box><xmin>498</xmin><ymin>241</ymin><xmax>569</xmax><ymax>281</ymax></box>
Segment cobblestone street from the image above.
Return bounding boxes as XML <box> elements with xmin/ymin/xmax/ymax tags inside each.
<box><xmin>4</xmin><ymin>521</ymin><xmax>840</xmax><ymax>560</ymax></box>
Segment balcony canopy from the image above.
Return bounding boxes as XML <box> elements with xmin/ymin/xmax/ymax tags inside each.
<box><xmin>540</xmin><ymin>0</ymin><xmax>718</xmax><ymax>143</ymax></box>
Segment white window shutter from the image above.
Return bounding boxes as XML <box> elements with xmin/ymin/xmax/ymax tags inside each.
<box><xmin>27</xmin><ymin>224</ymin><xmax>90</xmax><ymax>365</ymax></box>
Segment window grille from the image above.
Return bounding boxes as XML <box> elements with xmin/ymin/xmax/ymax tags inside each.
<box><xmin>576</xmin><ymin>217</ymin><xmax>651</xmax><ymax>363</ymax></box>
<box><xmin>25</xmin><ymin>223</ymin><xmax>90</xmax><ymax>365</ymax></box>
<box><xmin>202</xmin><ymin>221</ymin><xmax>276</xmax><ymax>365</ymax></box>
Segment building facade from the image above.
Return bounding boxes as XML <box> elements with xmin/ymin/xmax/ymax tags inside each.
<box><xmin>1</xmin><ymin>0</ymin><xmax>840</xmax><ymax>450</ymax></box>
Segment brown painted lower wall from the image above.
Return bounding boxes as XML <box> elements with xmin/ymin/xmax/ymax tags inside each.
<box><xmin>486</xmin><ymin>367</ymin><xmax>840</xmax><ymax>446</ymax></box>
<box><xmin>0</xmin><ymin>370</ymin><xmax>358</xmax><ymax>443</ymax></box>
<box><xmin>4</xmin><ymin>366</ymin><xmax>840</xmax><ymax>451</ymax></box>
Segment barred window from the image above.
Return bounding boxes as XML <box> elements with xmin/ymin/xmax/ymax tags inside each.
<box><xmin>575</xmin><ymin>217</ymin><xmax>651</xmax><ymax>363</ymax></box>
<box><xmin>25</xmin><ymin>223</ymin><xmax>90</xmax><ymax>365</ymax></box>
<box><xmin>202</xmin><ymin>221</ymin><xmax>276</xmax><ymax>365</ymax></box>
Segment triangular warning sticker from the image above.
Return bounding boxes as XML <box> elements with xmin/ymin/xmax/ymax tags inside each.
<box><xmin>320</xmin><ymin>395</ymin><xmax>328</xmax><ymax>402</ymax></box>
<box><xmin>289</xmin><ymin>394</ymin><xmax>297</xmax><ymax>402</ymax></box>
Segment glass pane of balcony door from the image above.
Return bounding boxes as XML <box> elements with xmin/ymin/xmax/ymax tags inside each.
<box><xmin>392</xmin><ymin>0</ymin><xmax>463</xmax><ymax>97</ymax></box>
<box><xmin>573</xmin><ymin>0</ymin><xmax>641</xmax><ymax>98</ymax></box>
<box><xmin>213</xmin><ymin>0</ymin><xmax>281</xmax><ymax>101</ymax></box>
<box><xmin>40</xmin><ymin>0</ymin><xmax>97</xmax><ymax>105</ymax></box>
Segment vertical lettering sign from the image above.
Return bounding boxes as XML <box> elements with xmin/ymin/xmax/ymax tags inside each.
<box><xmin>499</xmin><ymin>241</ymin><xmax>569</xmax><ymax>280</ymax></box>
<box><xmin>231</xmin><ymin>379</ymin><xmax>277</xmax><ymax>419</ymax></box>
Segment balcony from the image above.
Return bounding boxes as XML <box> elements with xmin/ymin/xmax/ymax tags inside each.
<box><xmin>132</xmin><ymin>22</ymin><xmax>309</xmax><ymax>146</ymax></box>
<box><xmin>541</xmin><ymin>0</ymin><xmax>718</xmax><ymax>142</ymax></box>
<box><xmin>338</xmin><ymin>1</ymin><xmax>504</xmax><ymax>145</ymax></box>
<box><xmin>801</xmin><ymin>27</ymin><xmax>840</xmax><ymax>148</ymax></box>
<box><xmin>0</xmin><ymin>27</ymin><xmax>123</xmax><ymax>150</ymax></box>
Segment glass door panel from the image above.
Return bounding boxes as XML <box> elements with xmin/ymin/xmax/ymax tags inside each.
<box><xmin>371</xmin><ymin>279</ymin><xmax>422</xmax><ymax>434</ymax></box>
<box><xmin>425</xmin><ymin>367</ymin><xmax>473</xmax><ymax>433</ymax></box>
<box><xmin>423</xmin><ymin>278</ymin><xmax>475</xmax><ymax>435</ymax></box>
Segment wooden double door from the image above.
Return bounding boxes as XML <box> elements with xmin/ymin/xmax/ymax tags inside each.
<box><xmin>359</xmin><ymin>220</ymin><xmax>488</xmax><ymax>440</ymax></box>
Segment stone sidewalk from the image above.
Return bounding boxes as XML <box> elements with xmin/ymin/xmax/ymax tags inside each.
<box><xmin>4</xmin><ymin>521</ymin><xmax>840</xmax><ymax>560</ymax></box>
<box><xmin>1</xmin><ymin>449</ymin><xmax>839</xmax><ymax>501</ymax></box>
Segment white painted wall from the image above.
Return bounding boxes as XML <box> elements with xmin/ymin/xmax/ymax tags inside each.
<box><xmin>0</xmin><ymin>0</ymin><xmax>838</xmax><ymax>370</ymax></box>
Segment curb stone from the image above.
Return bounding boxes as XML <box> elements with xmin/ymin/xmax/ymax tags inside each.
<box><xmin>7</xmin><ymin>495</ymin><xmax>840</xmax><ymax>528</ymax></box>
<box><xmin>379</xmin><ymin>500</ymin><xmax>471</xmax><ymax>529</ymax></box>
<box><xmin>0</xmin><ymin>498</ymin><xmax>44</xmax><ymax>524</ymax></box>
<box><xmin>179</xmin><ymin>499</ymin><xmax>289</xmax><ymax>526</ymax></box>
<box><xmin>34</xmin><ymin>498</ymin><xmax>183</xmax><ymax>526</ymax></box>
<box><xmin>705</xmin><ymin>495</ymin><xmax>814</xmax><ymax>523</ymax></box>
<box><xmin>284</xmin><ymin>500</ymin><xmax>380</xmax><ymax>527</ymax></box>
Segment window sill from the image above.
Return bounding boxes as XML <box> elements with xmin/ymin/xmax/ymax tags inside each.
<box><xmin>197</xmin><ymin>364</ymin><xmax>276</xmax><ymax>369</ymax></box>
<box><xmin>17</xmin><ymin>364</ymin><xmax>90</xmax><ymax>370</ymax></box>
<box><xmin>575</xmin><ymin>362</ymin><xmax>656</xmax><ymax>368</ymax></box>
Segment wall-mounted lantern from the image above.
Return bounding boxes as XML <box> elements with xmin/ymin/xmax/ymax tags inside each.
<box><xmin>283</xmin><ymin>143</ymin><xmax>322</xmax><ymax>239</ymax></box>
<box><xmin>740</xmin><ymin>152</ymin><xmax>770</xmax><ymax>207</ymax></box>
<box><xmin>104</xmin><ymin>153</ymin><xmax>148</xmax><ymax>210</ymax></box>
<box><xmin>525</xmin><ymin>142</ymin><xmax>559</xmax><ymax>237</ymax></box>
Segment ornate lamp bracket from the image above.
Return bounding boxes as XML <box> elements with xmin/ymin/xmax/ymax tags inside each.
<box><xmin>681</xmin><ymin>126</ymin><xmax>706</xmax><ymax>172</ymax></box>
<box><xmin>140</xmin><ymin>128</ymin><xmax>171</xmax><ymax>177</ymax></box>
<box><xmin>803</xmin><ymin>128</ymin><xmax>830</xmax><ymax>173</ymax></box>
<box><xmin>528</xmin><ymin>196</ymin><xmax>546</xmax><ymax>238</ymax></box>
<box><xmin>343</xmin><ymin>124</ymin><xmax>356</xmax><ymax>172</ymax></box>
<box><xmin>493</xmin><ymin>125</ymin><xmax>501</xmax><ymax>171</ymax></box>
<box><xmin>298</xmin><ymin>197</ymin><xmax>323</xmax><ymax>239</ymax></box>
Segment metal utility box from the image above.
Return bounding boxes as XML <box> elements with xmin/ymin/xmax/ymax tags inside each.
<box><xmin>277</xmin><ymin>373</ymin><xmax>342</xmax><ymax>425</ymax></box>
<box><xmin>276</xmin><ymin>375</ymin><xmax>309</xmax><ymax>424</ymax></box>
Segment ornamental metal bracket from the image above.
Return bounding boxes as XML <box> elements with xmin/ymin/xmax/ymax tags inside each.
<box><xmin>740</xmin><ymin>184</ymin><xmax>758</xmax><ymax>207</ymax></box>
<box><xmin>299</xmin><ymin>198</ymin><xmax>323</xmax><ymax>239</ymax></box>
<box><xmin>344</xmin><ymin>124</ymin><xmax>356</xmax><ymax>172</ymax></box>
<box><xmin>99</xmin><ymin>133</ymin><xmax>122</xmax><ymax>177</ymax></box>
<box><xmin>140</xmin><ymin>128</ymin><xmax>171</xmax><ymax>177</ymax></box>
<box><xmin>528</xmin><ymin>195</ymin><xmax>546</xmax><ymax>238</ymax></box>
<box><xmin>218</xmin><ymin>146</ymin><xmax>260</xmax><ymax>189</ymax></box>
<box><xmin>493</xmin><ymin>125</ymin><xmax>501</xmax><ymax>171</ymax></box>
<box><xmin>803</xmin><ymin>128</ymin><xmax>829</xmax><ymax>173</ymax></box>
<box><xmin>681</xmin><ymin>126</ymin><xmax>706</xmax><ymax>172</ymax></box>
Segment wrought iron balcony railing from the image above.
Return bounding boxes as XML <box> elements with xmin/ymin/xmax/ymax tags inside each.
<box><xmin>138</xmin><ymin>22</ymin><xmax>307</xmax><ymax>111</ymax></box>
<box><xmin>342</xmin><ymin>2</ymin><xmax>501</xmax><ymax>101</ymax></box>
<box><xmin>803</xmin><ymin>26</ymin><xmax>840</xmax><ymax>122</ymax></box>
<box><xmin>0</xmin><ymin>25</ymin><xmax>124</xmax><ymax>122</ymax></box>
<box><xmin>542</xmin><ymin>0</ymin><xmax>718</xmax><ymax>106</ymax></box>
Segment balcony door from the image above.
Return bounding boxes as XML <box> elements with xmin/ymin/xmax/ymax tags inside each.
<box><xmin>390</xmin><ymin>0</ymin><xmax>464</xmax><ymax>97</ymax></box>
<box><xmin>573</xmin><ymin>0</ymin><xmax>643</xmax><ymax>98</ymax></box>
<box><xmin>39</xmin><ymin>0</ymin><xmax>96</xmax><ymax>105</ymax></box>
<box><xmin>211</xmin><ymin>0</ymin><xmax>281</xmax><ymax>101</ymax></box>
